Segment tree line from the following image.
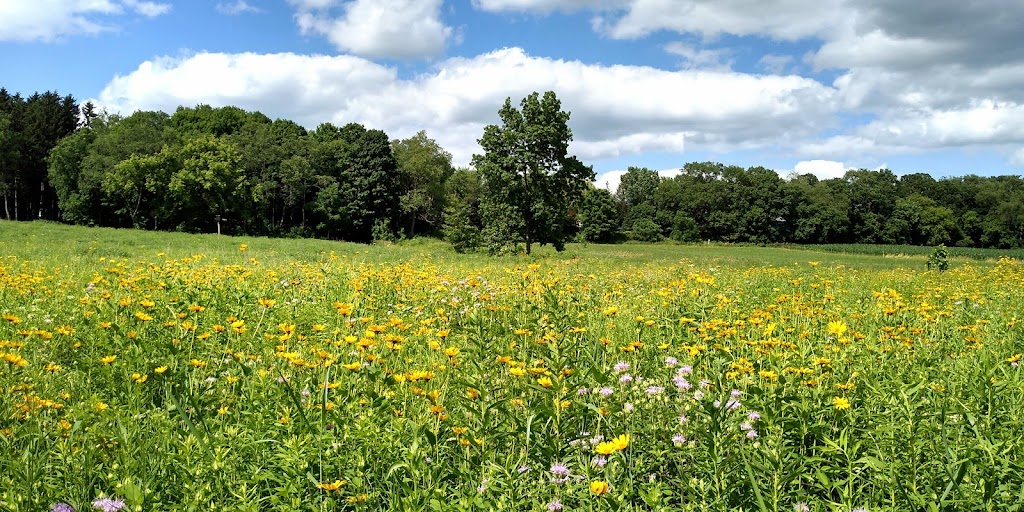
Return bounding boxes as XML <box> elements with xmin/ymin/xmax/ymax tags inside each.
<box><xmin>2</xmin><ymin>86</ymin><xmax>1023</xmax><ymax>250</ymax></box>
<box><xmin>593</xmin><ymin>164</ymin><xmax>1024</xmax><ymax>248</ymax></box>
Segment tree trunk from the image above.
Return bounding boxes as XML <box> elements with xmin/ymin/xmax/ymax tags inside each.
<box><xmin>3</xmin><ymin>192</ymin><xmax>8</xmax><ymax>220</ymax></box>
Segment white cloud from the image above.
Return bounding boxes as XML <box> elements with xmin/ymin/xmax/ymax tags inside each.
<box><xmin>790</xmin><ymin>160</ymin><xmax>850</xmax><ymax>180</ymax></box>
<box><xmin>593</xmin><ymin>167</ymin><xmax>681</xmax><ymax>192</ymax></box>
<box><xmin>94</xmin><ymin>48</ymin><xmax>836</xmax><ymax>166</ymax></box>
<box><xmin>123</xmin><ymin>0</ymin><xmax>171</xmax><ymax>17</ymax></box>
<box><xmin>601</xmin><ymin>0</ymin><xmax>844</xmax><ymax>40</ymax></box>
<box><xmin>467</xmin><ymin>0</ymin><xmax>1024</xmax><ymax>165</ymax></box>
<box><xmin>288</xmin><ymin>0</ymin><xmax>452</xmax><ymax>58</ymax></box>
<box><xmin>0</xmin><ymin>0</ymin><xmax>170</xmax><ymax>41</ymax></box>
<box><xmin>216</xmin><ymin>1</ymin><xmax>263</xmax><ymax>15</ymax></box>
<box><xmin>802</xmin><ymin>100</ymin><xmax>1024</xmax><ymax>158</ymax></box>
<box><xmin>474</xmin><ymin>0</ymin><xmax>845</xmax><ymax>40</ymax></box>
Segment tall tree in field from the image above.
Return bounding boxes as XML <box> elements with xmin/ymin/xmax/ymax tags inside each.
<box><xmin>0</xmin><ymin>108</ymin><xmax>18</xmax><ymax>220</ymax></box>
<box><xmin>391</xmin><ymin>130</ymin><xmax>454</xmax><ymax>237</ymax></box>
<box><xmin>309</xmin><ymin>123</ymin><xmax>399</xmax><ymax>242</ymax></box>
<box><xmin>23</xmin><ymin>91</ymin><xmax>79</xmax><ymax>220</ymax></box>
<box><xmin>616</xmin><ymin>166</ymin><xmax>660</xmax><ymax>229</ymax></box>
<box><xmin>473</xmin><ymin>91</ymin><xmax>594</xmax><ymax>255</ymax></box>
<box><xmin>578</xmin><ymin>187</ymin><xmax>619</xmax><ymax>243</ymax></box>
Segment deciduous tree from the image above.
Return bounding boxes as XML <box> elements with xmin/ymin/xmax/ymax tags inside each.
<box><xmin>472</xmin><ymin>91</ymin><xmax>594</xmax><ymax>254</ymax></box>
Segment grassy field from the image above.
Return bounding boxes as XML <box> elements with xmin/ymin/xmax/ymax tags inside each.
<box><xmin>1</xmin><ymin>221</ymin><xmax>1023</xmax><ymax>511</ymax></box>
<box><xmin>782</xmin><ymin>243</ymin><xmax>1024</xmax><ymax>261</ymax></box>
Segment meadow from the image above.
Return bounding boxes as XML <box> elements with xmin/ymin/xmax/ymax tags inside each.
<box><xmin>1</xmin><ymin>220</ymin><xmax>1022</xmax><ymax>511</ymax></box>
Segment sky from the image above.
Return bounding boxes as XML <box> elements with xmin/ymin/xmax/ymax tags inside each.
<box><xmin>2</xmin><ymin>0</ymin><xmax>1024</xmax><ymax>191</ymax></box>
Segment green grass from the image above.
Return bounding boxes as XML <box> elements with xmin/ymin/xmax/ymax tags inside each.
<box><xmin>783</xmin><ymin>242</ymin><xmax>1024</xmax><ymax>261</ymax></box>
<box><xmin>2</xmin><ymin>220</ymin><xmax>1023</xmax><ymax>511</ymax></box>
<box><xmin>1</xmin><ymin>220</ymin><xmax>999</xmax><ymax>272</ymax></box>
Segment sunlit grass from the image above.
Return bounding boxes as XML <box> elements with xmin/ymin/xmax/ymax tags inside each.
<box><xmin>1</xmin><ymin>221</ymin><xmax>1022</xmax><ymax>511</ymax></box>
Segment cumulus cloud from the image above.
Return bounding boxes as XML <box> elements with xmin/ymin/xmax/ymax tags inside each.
<box><xmin>0</xmin><ymin>0</ymin><xmax>170</xmax><ymax>41</ymax></box>
<box><xmin>599</xmin><ymin>0</ymin><xmax>844</xmax><ymax>40</ymax></box>
<box><xmin>468</xmin><ymin>0</ymin><xmax>1024</xmax><ymax>164</ymax></box>
<box><xmin>94</xmin><ymin>48</ymin><xmax>837</xmax><ymax>166</ymax></box>
<box><xmin>287</xmin><ymin>0</ymin><xmax>452</xmax><ymax>58</ymax></box>
<box><xmin>475</xmin><ymin>0</ymin><xmax>844</xmax><ymax>40</ymax></box>
<box><xmin>801</xmin><ymin>100</ymin><xmax>1024</xmax><ymax>159</ymax></box>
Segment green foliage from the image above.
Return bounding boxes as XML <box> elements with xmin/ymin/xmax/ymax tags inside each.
<box><xmin>309</xmin><ymin>123</ymin><xmax>400</xmax><ymax>242</ymax></box>
<box><xmin>442</xmin><ymin>201</ymin><xmax>480</xmax><ymax>253</ymax></box>
<box><xmin>577</xmin><ymin>188</ymin><xmax>619</xmax><ymax>243</ymax></box>
<box><xmin>392</xmin><ymin>130</ymin><xmax>454</xmax><ymax>237</ymax></box>
<box><xmin>0</xmin><ymin>88</ymin><xmax>78</xmax><ymax>221</ymax></box>
<box><xmin>670</xmin><ymin>212</ymin><xmax>700</xmax><ymax>242</ymax></box>
<box><xmin>927</xmin><ymin>244</ymin><xmax>950</xmax><ymax>271</ymax></box>
<box><xmin>4</xmin><ymin>82</ymin><xmax>1024</xmax><ymax>251</ymax></box>
<box><xmin>473</xmin><ymin>91</ymin><xmax>594</xmax><ymax>255</ymax></box>
<box><xmin>372</xmin><ymin>218</ymin><xmax>397</xmax><ymax>244</ymax></box>
<box><xmin>630</xmin><ymin>217</ymin><xmax>662</xmax><ymax>242</ymax></box>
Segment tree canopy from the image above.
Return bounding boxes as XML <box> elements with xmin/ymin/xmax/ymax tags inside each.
<box><xmin>2</xmin><ymin>84</ymin><xmax>1024</xmax><ymax>250</ymax></box>
<box><xmin>472</xmin><ymin>91</ymin><xmax>594</xmax><ymax>254</ymax></box>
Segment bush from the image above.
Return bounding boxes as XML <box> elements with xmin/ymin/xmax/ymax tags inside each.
<box><xmin>631</xmin><ymin>218</ymin><xmax>662</xmax><ymax>242</ymax></box>
<box><xmin>443</xmin><ymin>203</ymin><xmax>480</xmax><ymax>253</ymax></box>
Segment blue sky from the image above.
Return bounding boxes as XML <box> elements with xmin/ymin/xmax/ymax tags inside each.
<box><xmin>3</xmin><ymin>0</ymin><xmax>1023</xmax><ymax>190</ymax></box>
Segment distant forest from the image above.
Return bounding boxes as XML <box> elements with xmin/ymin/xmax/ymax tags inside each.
<box><xmin>2</xmin><ymin>87</ymin><xmax>1023</xmax><ymax>248</ymax></box>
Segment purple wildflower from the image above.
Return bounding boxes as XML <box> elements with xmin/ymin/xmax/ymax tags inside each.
<box><xmin>547</xmin><ymin>499</ymin><xmax>563</xmax><ymax>511</ymax></box>
<box><xmin>645</xmin><ymin>385</ymin><xmax>664</xmax><ymax>395</ymax></box>
<box><xmin>592</xmin><ymin>455</ymin><xmax>607</xmax><ymax>468</ymax></box>
<box><xmin>623</xmin><ymin>402</ymin><xmax>634</xmax><ymax>413</ymax></box>
<box><xmin>740</xmin><ymin>422</ymin><xmax>753</xmax><ymax>431</ymax></box>
<box><xmin>599</xmin><ymin>386</ymin><xmax>614</xmax><ymax>397</ymax></box>
<box><xmin>730</xmin><ymin>389</ymin><xmax>742</xmax><ymax>399</ymax></box>
<box><xmin>664</xmin><ymin>356</ymin><xmax>678</xmax><ymax>367</ymax></box>
<box><xmin>577</xmin><ymin>387</ymin><xmax>591</xmax><ymax>396</ymax></box>
<box><xmin>550</xmin><ymin>462</ymin><xmax>570</xmax><ymax>476</ymax></box>
<box><xmin>673</xmin><ymin>375</ymin><xmax>692</xmax><ymax>390</ymax></box>
<box><xmin>51</xmin><ymin>504</ymin><xmax>76</xmax><ymax>512</ymax></box>
<box><xmin>672</xmin><ymin>434</ymin><xmax>686</xmax><ymax>446</ymax></box>
<box><xmin>794</xmin><ymin>503</ymin><xmax>809</xmax><ymax>512</ymax></box>
<box><xmin>517</xmin><ymin>465</ymin><xmax>531</xmax><ymax>474</ymax></box>
<box><xmin>679</xmin><ymin>365</ymin><xmax>693</xmax><ymax>375</ymax></box>
<box><xmin>613</xmin><ymin>361</ymin><xmax>630</xmax><ymax>373</ymax></box>
<box><xmin>747</xmin><ymin>411</ymin><xmax>761</xmax><ymax>421</ymax></box>
<box><xmin>619</xmin><ymin>374</ymin><xmax>634</xmax><ymax>384</ymax></box>
<box><xmin>678</xmin><ymin>414</ymin><xmax>688</xmax><ymax>423</ymax></box>
<box><xmin>746</xmin><ymin>429</ymin><xmax>759</xmax><ymax>439</ymax></box>
<box><xmin>92</xmin><ymin>498</ymin><xmax>125</xmax><ymax>512</ymax></box>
